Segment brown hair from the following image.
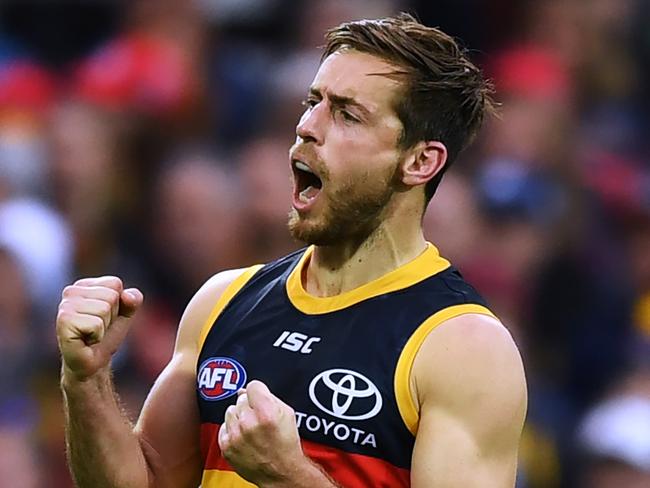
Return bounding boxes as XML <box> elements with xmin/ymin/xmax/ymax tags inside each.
<box><xmin>323</xmin><ymin>13</ymin><xmax>496</xmax><ymax>204</ymax></box>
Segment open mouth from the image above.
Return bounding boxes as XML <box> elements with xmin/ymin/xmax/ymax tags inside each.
<box><xmin>292</xmin><ymin>159</ymin><xmax>323</xmax><ymax>206</ymax></box>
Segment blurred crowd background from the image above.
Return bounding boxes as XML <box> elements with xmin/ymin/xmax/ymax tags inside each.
<box><xmin>0</xmin><ymin>0</ymin><xmax>649</xmax><ymax>487</ymax></box>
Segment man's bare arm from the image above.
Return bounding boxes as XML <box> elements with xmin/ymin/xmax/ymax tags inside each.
<box><xmin>58</xmin><ymin>270</ymin><xmax>246</xmax><ymax>488</ymax></box>
<box><xmin>410</xmin><ymin>314</ymin><xmax>527</xmax><ymax>488</ymax></box>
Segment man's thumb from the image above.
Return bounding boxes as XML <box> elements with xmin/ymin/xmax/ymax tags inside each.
<box><xmin>119</xmin><ymin>288</ymin><xmax>144</xmax><ymax>317</ymax></box>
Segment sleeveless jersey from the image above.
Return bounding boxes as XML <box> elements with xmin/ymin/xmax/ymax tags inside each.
<box><xmin>196</xmin><ymin>243</ymin><xmax>495</xmax><ymax>487</ymax></box>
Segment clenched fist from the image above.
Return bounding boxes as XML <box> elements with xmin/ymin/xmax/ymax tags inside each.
<box><xmin>219</xmin><ymin>380</ymin><xmax>307</xmax><ymax>485</ymax></box>
<box><xmin>56</xmin><ymin>276</ymin><xmax>143</xmax><ymax>382</ymax></box>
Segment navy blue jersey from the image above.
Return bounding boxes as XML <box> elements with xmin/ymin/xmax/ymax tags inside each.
<box><xmin>196</xmin><ymin>244</ymin><xmax>494</xmax><ymax>487</ymax></box>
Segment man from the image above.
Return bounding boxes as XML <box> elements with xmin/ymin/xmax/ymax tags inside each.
<box><xmin>56</xmin><ymin>14</ymin><xmax>527</xmax><ymax>488</ymax></box>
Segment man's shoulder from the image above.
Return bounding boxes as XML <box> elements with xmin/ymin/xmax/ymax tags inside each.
<box><xmin>413</xmin><ymin>313</ymin><xmax>526</xmax><ymax>416</ymax></box>
<box><xmin>194</xmin><ymin>247</ymin><xmax>307</xmax><ymax>307</ymax></box>
<box><xmin>177</xmin><ymin>249</ymin><xmax>309</xmax><ymax>352</ymax></box>
<box><xmin>191</xmin><ymin>267</ymin><xmax>259</xmax><ymax>309</ymax></box>
<box><xmin>175</xmin><ymin>267</ymin><xmax>259</xmax><ymax>352</ymax></box>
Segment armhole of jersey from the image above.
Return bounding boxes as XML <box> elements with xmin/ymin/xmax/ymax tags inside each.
<box><xmin>196</xmin><ymin>265</ymin><xmax>264</xmax><ymax>351</ymax></box>
<box><xmin>394</xmin><ymin>303</ymin><xmax>497</xmax><ymax>436</ymax></box>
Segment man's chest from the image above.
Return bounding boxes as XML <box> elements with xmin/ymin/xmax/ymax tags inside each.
<box><xmin>197</xmin><ymin>302</ymin><xmax>418</xmax><ymax>467</ymax></box>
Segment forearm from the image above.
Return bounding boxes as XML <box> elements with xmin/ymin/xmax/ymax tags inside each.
<box><xmin>62</xmin><ymin>367</ymin><xmax>152</xmax><ymax>488</ymax></box>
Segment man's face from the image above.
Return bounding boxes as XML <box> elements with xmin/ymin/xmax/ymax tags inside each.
<box><xmin>288</xmin><ymin>50</ymin><xmax>406</xmax><ymax>245</ymax></box>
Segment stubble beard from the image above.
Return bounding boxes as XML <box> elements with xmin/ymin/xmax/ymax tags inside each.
<box><xmin>287</xmin><ymin>167</ymin><xmax>398</xmax><ymax>246</ymax></box>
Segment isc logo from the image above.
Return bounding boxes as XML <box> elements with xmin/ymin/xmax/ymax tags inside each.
<box><xmin>273</xmin><ymin>331</ymin><xmax>321</xmax><ymax>354</ymax></box>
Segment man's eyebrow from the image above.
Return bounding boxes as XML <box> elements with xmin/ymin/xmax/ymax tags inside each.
<box><xmin>308</xmin><ymin>87</ymin><xmax>372</xmax><ymax>118</ymax></box>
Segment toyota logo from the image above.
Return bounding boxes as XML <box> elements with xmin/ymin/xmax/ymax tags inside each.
<box><xmin>308</xmin><ymin>368</ymin><xmax>383</xmax><ymax>421</ymax></box>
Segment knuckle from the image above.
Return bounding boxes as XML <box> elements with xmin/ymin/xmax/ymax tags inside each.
<box><xmin>228</xmin><ymin>428</ymin><xmax>242</xmax><ymax>445</ymax></box>
<box><xmin>98</xmin><ymin>300</ymin><xmax>112</xmax><ymax>317</ymax></box>
<box><xmin>107</xmin><ymin>288</ymin><xmax>120</xmax><ymax>304</ymax></box>
<box><xmin>106</xmin><ymin>276</ymin><xmax>123</xmax><ymax>290</ymax></box>
<box><xmin>237</xmin><ymin>412</ymin><xmax>251</xmax><ymax>428</ymax></box>
<box><xmin>225</xmin><ymin>405</ymin><xmax>237</xmax><ymax>419</ymax></box>
<box><xmin>59</xmin><ymin>297</ymin><xmax>81</xmax><ymax>314</ymax></box>
<box><xmin>218</xmin><ymin>427</ymin><xmax>230</xmax><ymax>449</ymax></box>
<box><xmin>239</xmin><ymin>420</ymin><xmax>257</xmax><ymax>439</ymax></box>
<box><xmin>256</xmin><ymin>412</ymin><xmax>275</xmax><ymax>429</ymax></box>
<box><xmin>62</xmin><ymin>285</ymin><xmax>75</xmax><ymax>298</ymax></box>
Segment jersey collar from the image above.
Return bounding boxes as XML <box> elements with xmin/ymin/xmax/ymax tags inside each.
<box><xmin>286</xmin><ymin>242</ymin><xmax>451</xmax><ymax>315</ymax></box>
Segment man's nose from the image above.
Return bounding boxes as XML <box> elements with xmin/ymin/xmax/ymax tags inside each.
<box><xmin>295</xmin><ymin>104</ymin><xmax>325</xmax><ymax>145</ymax></box>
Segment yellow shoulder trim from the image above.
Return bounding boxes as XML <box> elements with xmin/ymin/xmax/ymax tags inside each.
<box><xmin>286</xmin><ymin>243</ymin><xmax>451</xmax><ymax>315</ymax></box>
<box><xmin>201</xmin><ymin>469</ymin><xmax>256</xmax><ymax>487</ymax></box>
<box><xmin>197</xmin><ymin>265</ymin><xmax>264</xmax><ymax>351</ymax></box>
<box><xmin>394</xmin><ymin>303</ymin><xmax>497</xmax><ymax>435</ymax></box>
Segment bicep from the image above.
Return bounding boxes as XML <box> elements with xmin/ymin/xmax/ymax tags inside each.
<box><xmin>135</xmin><ymin>352</ymin><xmax>203</xmax><ymax>488</ymax></box>
<box><xmin>411</xmin><ymin>404</ymin><xmax>519</xmax><ymax>487</ymax></box>
<box><xmin>410</xmin><ymin>314</ymin><xmax>527</xmax><ymax>488</ymax></box>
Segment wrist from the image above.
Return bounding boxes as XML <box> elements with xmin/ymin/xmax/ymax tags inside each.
<box><xmin>259</xmin><ymin>455</ymin><xmax>335</xmax><ymax>488</ymax></box>
<box><xmin>61</xmin><ymin>365</ymin><xmax>112</xmax><ymax>394</ymax></box>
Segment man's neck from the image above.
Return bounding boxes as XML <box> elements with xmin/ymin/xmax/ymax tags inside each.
<box><xmin>303</xmin><ymin>220</ymin><xmax>427</xmax><ymax>297</ymax></box>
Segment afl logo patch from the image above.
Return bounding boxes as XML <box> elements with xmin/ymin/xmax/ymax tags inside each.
<box><xmin>197</xmin><ymin>357</ymin><xmax>247</xmax><ymax>401</ymax></box>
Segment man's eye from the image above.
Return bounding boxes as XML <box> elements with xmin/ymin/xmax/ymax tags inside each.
<box><xmin>340</xmin><ymin>110</ymin><xmax>359</xmax><ymax>123</ymax></box>
<box><xmin>301</xmin><ymin>98</ymin><xmax>318</xmax><ymax>109</ymax></box>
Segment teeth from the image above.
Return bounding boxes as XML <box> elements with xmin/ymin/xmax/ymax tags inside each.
<box><xmin>295</xmin><ymin>161</ymin><xmax>314</xmax><ymax>174</ymax></box>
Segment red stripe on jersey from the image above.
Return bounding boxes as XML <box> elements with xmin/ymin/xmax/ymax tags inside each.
<box><xmin>200</xmin><ymin>422</ymin><xmax>410</xmax><ymax>487</ymax></box>
<box><xmin>201</xmin><ymin>422</ymin><xmax>233</xmax><ymax>471</ymax></box>
<box><xmin>303</xmin><ymin>442</ymin><xmax>410</xmax><ymax>487</ymax></box>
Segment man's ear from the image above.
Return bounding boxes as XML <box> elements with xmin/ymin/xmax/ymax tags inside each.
<box><xmin>401</xmin><ymin>141</ymin><xmax>448</xmax><ymax>187</ymax></box>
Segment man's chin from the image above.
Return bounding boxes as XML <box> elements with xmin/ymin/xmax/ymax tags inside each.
<box><xmin>287</xmin><ymin>210</ymin><xmax>337</xmax><ymax>246</ymax></box>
